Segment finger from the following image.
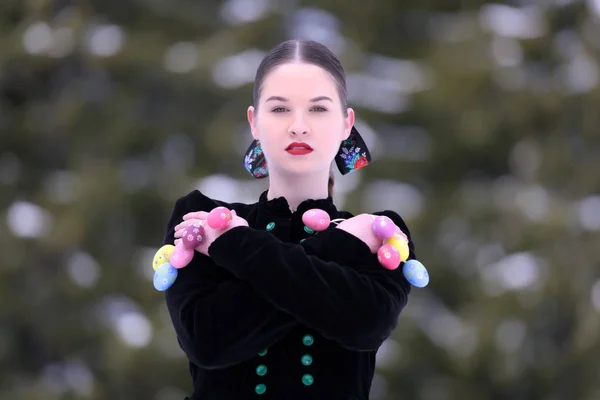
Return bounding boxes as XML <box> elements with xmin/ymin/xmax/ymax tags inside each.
<box><xmin>174</xmin><ymin>219</ymin><xmax>198</xmax><ymax>231</ymax></box>
<box><xmin>231</xmin><ymin>209</ymin><xmax>237</xmax><ymax>217</ymax></box>
<box><xmin>183</xmin><ymin>211</ymin><xmax>208</xmax><ymax>220</ymax></box>
<box><xmin>174</xmin><ymin>238</ymin><xmax>181</xmax><ymax>246</ymax></box>
<box><xmin>174</xmin><ymin>228</ymin><xmax>185</xmax><ymax>239</ymax></box>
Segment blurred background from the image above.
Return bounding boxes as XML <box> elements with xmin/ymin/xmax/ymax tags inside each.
<box><xmin>1</xmin><ymin>0</ymin><xmax>600</xmax><ymax>399</ymax></box>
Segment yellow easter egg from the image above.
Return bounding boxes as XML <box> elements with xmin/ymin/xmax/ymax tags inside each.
<box><xmin>385</xmin><ymin>233</ymin><xmax>409</xmax><ymax>262</ymax></box>
<box><xmin>153</xmin><ymin>244</ymin><xmax>175</xmax><ymax>271</ymax></box>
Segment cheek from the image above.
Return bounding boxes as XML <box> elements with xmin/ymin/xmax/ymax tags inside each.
<box><xmin>255</xmin><ymin>122</ymin><xmax>280</xmax><ymax>159</ymax></box>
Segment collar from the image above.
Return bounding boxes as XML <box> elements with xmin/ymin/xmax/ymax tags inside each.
<box><xmin>257</xmin><ymin>190</ymin><xmax>338</xmax><ymax>218</ymax></box>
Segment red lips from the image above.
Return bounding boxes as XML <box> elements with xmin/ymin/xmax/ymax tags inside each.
<box><xmin>286</xmin><ymin>142</ymin><xmax>313</xmax><ymax>150</ymax></box>
<box><xmin>285</xmin><ymin>141</ymin><xmax>313</xmax><ymax>156</ymax></box>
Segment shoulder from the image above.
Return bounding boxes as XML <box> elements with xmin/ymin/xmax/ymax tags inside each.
<box><xmin>374</xmin><ymin>210</ymin><xmax>416</xmax><ymax>258</ymax></box>
<box><xmin>162</xmin><ymin>190</ymin><xmax>255</xmax><ymax>244</ymax></box>
<box><xmin>170</xmin><ymin>190</ymin><xmax>255</xmax><ymax>217</ymax></box>
<box><xmin>336</xmin><ymin>208</ymin><xmax>411</xmax><ymax>238</ymax></box>
<box><xmin>335</xmin><ymin>208</ymin><xmax>415</xmax><ymax>257</ymax></box>
<box><xmin>373</xmin><ymin>210</ymin><xmax>412</xmax><ymax>236</ymax></box>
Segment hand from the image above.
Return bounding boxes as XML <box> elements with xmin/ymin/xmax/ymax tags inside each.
<box><xmin>173</xmin><ymin>209</ymin><xmax>249</xmax><ymax>257</ymax></box>
<box><xmin>335</xmin><ymin>214</ymin><xmax>383</xmax><ymax>254</ymax></box>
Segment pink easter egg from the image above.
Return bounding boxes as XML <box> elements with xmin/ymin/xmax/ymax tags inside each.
<box><xmin>182</xmin><ymin>222</ymin><xmax>205</xmax><ymax>249</ymax></box>
<box><xmin>372</xmin><ymin>216</ymin><xmax>396</xmax><ymax>240</ymax></box>
<box><xmin>170</xmin><ymin>241</ymin><xmax>194</xmax><ymax>269</ymax></box>
<box><xmin>302</xmin><ymin>209</ymin><xmax>331</xmax><ymax>232</ymax></box>
<box><xmin>207</xmin><ymin>206</ymin><xmax>232</xmax><ymax>230</ymax></box>
<box><xmin>377</xmin><ymin>243</ymin><xmax>401</xmax><ymax>270</ymax></box>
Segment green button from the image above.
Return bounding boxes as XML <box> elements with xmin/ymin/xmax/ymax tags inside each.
<box><xmin>301</xmin><ymin>354</ymin><xmax>313</xmax><ymax>366</ymax></box>
<box><xmin>302</xmin><ymin>334</ymin><xmax>314</xmax><ymax>346</ymax></box>
<box><xmin>256</xmin><ymin>364</ymin><xmax>267</xmax><ymax>376</ymax></box>
<box><xmin>304</xmin><ymin>226</ymin><xmax>314</xmax><ymax>234</ymax></box>
<box><xmin>255</xmin><ymin>384</ymin><xmax>267</xmax><ymax>395</ymax></box>
<box><xmin>266</xmin><ymin>222</ymin><xmax>275</xmax><ymax>231</ymax></box>
<box><xmin>302</xmin><ymin>374</ymin><xmax>314</xmax><ymax>386</ymax></box>
<box><xmin>258</xmin><ymin>349</ymin><xmax>267</xmax><ymax>356</ymax></box>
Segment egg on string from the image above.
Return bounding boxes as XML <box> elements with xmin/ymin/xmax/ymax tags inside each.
<box><xmin>170</xmin><ymin>241</ymin><xmax>194</xmax><ymax>269</ymax></box>
<box><xmin>207</xmin><ymin>206</ymin><xmax>232</xmax><ymax>230</ymax></box>
<box><xmin>384</xmin><ymin>233</ymin><xmax>410</xmax><ymax>262</ymax></box>
<box><xmin>371</xmin><ymin>216</ymin><xmax>430</xmax><ymax>288</ymax></box>
<box><xmin>302</xmin><ymin>209</ymin><xmax>331</xmax><ymax>232</ymax></box>
<box><xmin>151</xmin><ymin>206</ymin><xmax>238</xmax><ymax>291</ymax></box>
<box><xmin>377</xmin><ymin>244</ymin><xmax>401</xmax><ymax>270</ymax></box>
<box><xmin>153</xmin><ymin>244</ymin><xmax>175</xmax><ymax>271</ymax></box>
<box><xmin>182</xmin><ymin>221</ymin><xmax>204</xmax><ymax>249</ymax></box>
<box><xmin>402</xmin><ymin>259</ymin><xmax>429</xmax><ymax>287</ymax></box>
<box><xmin>153</xmin><ymin>262</ymin><xmax>178</xmax><ymax>291</ymax></box>
<box><xmin>372</xmin><ymin>216</ymin><xmax>396</xmax><ymax>241</ymax></box>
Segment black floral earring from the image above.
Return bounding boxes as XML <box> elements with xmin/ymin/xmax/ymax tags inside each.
<box><xmin>243</xmin><ymin>139</ymin><xmax>269</xmax><ymax>178</ymax></box>
<box><xmin>243</xmin><ymin>126</ymin><xmax>372</xmax><ymax>179</ymax></box>
<box><xmin>334</xmin><ymin>126</ymin><xmax>372</xmax><ymax>175</ymax></box>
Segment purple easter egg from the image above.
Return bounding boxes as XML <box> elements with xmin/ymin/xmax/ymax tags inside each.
<box><xmin>182</xmin><ymin>222</ymin><xmax>205</xmax><ymax>249</ymax></box>
<box><xmin>372</xmin><ymin>216</ymin><xmax>396</xmax><ymax>240</ymax></box>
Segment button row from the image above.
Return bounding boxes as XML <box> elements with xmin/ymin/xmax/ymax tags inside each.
<box><xmin>302</xmin><ymin>334</ymin><xmax>314</xmax><ymax>386</ymax></box>
<box><xmin>254</xmin><ymin>334</ymin><xmax>315</xmax><ymax>394</ymax></box>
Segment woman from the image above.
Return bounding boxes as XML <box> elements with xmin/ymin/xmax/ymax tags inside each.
<box><xmin>163</xmin><ymin>39</ymin><xmax>415</xmax><ymax>399</ymax></box>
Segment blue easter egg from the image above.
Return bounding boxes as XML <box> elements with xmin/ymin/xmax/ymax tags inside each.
<box><xmin>153</xmin><ymin>262</ymin><xmax>178</xmax><ymax>291</ymax></box>
<box><xmin>402</xmin><ymin>259</ymin><xmax>429</xmax><ymax>288</ymax></box>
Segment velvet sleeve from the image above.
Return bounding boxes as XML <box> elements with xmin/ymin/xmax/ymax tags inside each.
<box><xmin>163</xmin><ymin>193</ymin><xmax>298</xmax><ymax>369</ymax></box>
<box><xmin>207</xmin><ymin>211</ymin><xmax>413</xmax><ymax>351</ymax></box>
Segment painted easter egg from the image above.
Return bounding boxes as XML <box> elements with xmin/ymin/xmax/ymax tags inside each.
<box><xmin>182</xmin><ymin>222</ymin><xmax>205</xmax><ymax>249</ymax></box>
<box><xmin>207</xmin><ymin>206</ymin><xmax>232</xmax><ymax>230</ymax></box>
<box><xmin>170</xmin><ymin>241</ymin><xmax>194</xmax><ymax>269</ymax></box>
<box><xmin>153</xmin><ymin>244</ymin><xmax>175</xmax><ymax>271</ymax></box>
<box><xmin>377</xmin><ymin>244</ymin><xmax>401</xmax><ymax>270</ymax></box>
<box><xmin>385</xmin><ymin>233</ymin><xmax>410</xmax><ymax>262</ymax></box>
<box><xmin>402</xmin><ymin>259</ymin><xmax>429</xmax><ymax>288</ymax></box>
<box><xmin>153</xmin><ymin>262</ymin><xmax>178</xmax><ymax>291</ymax></box>
<box><xmin>372</xmin><ymin>216</ymin><xmax>397</xmax><ymax>241</ymax></box>
<box><xmin>302</xmin><ymin>209</ymin><xmax>331</xmax><ymax>232</ymax></box>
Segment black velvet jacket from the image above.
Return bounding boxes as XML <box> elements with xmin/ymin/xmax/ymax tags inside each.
<box><xmin>163</xmin><ymin>190</ymin><xmax>414</xmax><ymax>400</ymax></box>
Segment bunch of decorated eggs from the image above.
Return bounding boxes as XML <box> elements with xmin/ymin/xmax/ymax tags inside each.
<box><xmin>151</xmin><ymin>206</ymin><xmax>429</xmax><ymax>291</ymax></box>
<box><xmin>151</xmin><ymin>207</ymin><xmax>233</xmax><ymax>291</ymax></box>
<box><xmin>302</xmin><ymin>209</ymin><xmax>429</xmax><ymax>288</ymax></box>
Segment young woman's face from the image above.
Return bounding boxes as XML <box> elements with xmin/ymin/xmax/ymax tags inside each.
<box><xmin>247</xmin><ymin>62</ymin><xmax>354</xmax><ymax>177</ymax></box>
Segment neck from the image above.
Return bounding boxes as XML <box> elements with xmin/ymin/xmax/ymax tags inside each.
<box><xmin>267</xmin><ymin>169</ymin><xmax>330</xmax><ymax>212</ymax></box>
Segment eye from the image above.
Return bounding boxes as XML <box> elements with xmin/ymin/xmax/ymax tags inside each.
<box><xmin>311</xmin><ymin>106</ymin><xmax>327</xmax><ymax>112</ymax></box>
<box><xmin>271</xmin><ymin>107</ymin><xmax>287</xmax><ymax>113</ymax></box>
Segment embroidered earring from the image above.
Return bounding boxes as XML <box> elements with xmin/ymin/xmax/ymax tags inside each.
<box><xmin>335</xmin><ymin>126</ymin><xmax>372</xmax><ymax>175</ymax></box>
<box><xmin>243</xmin><ymin>126</ymin><xmax>372</xmax><ymax>179</ymax></box>
<box><xmin>243</xmin><ymin>139</ymin><xmax>269</xmax><ymax>179</ymax></box>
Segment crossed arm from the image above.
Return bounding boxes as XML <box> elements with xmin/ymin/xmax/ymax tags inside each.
<box><xmin>164</xmin><ymin>193</ymin><xmax>413</xmax><ymax>369</ymax></box>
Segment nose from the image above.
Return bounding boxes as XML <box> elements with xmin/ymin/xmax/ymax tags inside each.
<box><xmin>288</xmin><ymin>112</ymin><xmax>309</xmax><ymax>136</ymax></box>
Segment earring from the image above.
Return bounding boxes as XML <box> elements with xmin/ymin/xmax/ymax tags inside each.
<box><xmin>243</xmin><ymin>139</ymin><xmax>269</xmax><ymax>179</ymax></box>
<box><xmin>242</xmin><ymin>126</ymin><xmax>372</xmax><ymax>179</ymax></box>
<box><xmin>334</xmin><ymin>126</ymin><xmax>372</xmax><ymax>175</ymax></box>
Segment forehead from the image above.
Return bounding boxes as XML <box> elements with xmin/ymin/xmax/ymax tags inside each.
<box><xmin>260</xmin><ymin>63</ymin><xmax>339</xmax><ymax>101</ymax></box>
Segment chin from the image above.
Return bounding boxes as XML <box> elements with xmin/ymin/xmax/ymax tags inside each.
<box><xmin>282</xmin><ymin>165</ymin><xmax>330</xmax><ymax>177</ymax></box>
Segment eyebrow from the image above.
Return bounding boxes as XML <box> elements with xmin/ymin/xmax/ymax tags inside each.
<box><xmin>265</xmin><ymin>96</ymin><xmax>333</xmax><ymax>102</ymax></box>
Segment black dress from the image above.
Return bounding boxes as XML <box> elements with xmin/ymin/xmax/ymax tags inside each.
<box><xmin>163</xmin><ymin>189</ymin><xmax>414</xmax><ymax>400</ymax></box>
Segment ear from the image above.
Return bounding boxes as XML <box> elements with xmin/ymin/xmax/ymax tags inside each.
<box><xmin>247</xmin><ymin>106</ymin><xmax>259</xmax><ymax>140</ymax></box>
<box><xmin>343</xmin><ymin>108</ymin><xmax>355</xmax><ymax>141</ymax></box>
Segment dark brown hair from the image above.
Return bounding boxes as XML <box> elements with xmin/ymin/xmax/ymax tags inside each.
<box><xmin>253</xmin><ymin>39</ymin><xmax>347</xmax><ymax>197</ymax></box>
